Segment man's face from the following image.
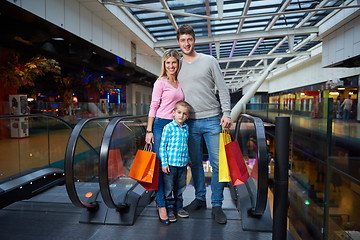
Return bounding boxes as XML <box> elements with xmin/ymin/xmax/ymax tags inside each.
<box><xmin>177</xmin><ymin>34</ymin><xmax>195</xmax><ymax>55</ymax></box>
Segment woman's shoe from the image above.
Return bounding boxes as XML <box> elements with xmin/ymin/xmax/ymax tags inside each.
<box><xmin>157</xmin><ymin>206</ymin><xmax>170</xmax><ymax>225</ymax></box>
<box><xmin>158</xmin><ymin>216</ymin><xmax>170</xmax><ymax>225</ymax></box>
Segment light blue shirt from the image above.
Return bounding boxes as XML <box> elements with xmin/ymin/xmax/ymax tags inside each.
<box><xmin>159</xmin><ymin>120</ymin><xmax>189</xmax><ymax>167</ymax></box>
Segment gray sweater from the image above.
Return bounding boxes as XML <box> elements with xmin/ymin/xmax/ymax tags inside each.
<box><xmin>178</xmin><ymin>53</ymin><xmax>231</xmax><ymax>119</ymax></box>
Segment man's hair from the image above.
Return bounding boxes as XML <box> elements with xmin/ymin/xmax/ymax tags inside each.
<box><xmin>174</xmin><ymin>100</ymin><xmax>191</xmax><ymax>113</ymax></box>
<box><xmin>176</xmin><ymin>24</ymin><xmax>195</xmax><ymax>41</ymax></box>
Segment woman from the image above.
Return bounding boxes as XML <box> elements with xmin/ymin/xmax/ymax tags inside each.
<box><xmin>145</xmin><ymin>49</ymin><xmax>183</xmax><ymax>225</ymax></box>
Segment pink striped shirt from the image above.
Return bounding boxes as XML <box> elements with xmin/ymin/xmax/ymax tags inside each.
<box><xmin>148</xmin><ymin>77</ymin><xmax>184</xmax><ymax>119</ymax></box>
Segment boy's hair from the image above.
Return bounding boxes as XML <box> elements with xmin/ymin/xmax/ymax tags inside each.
<box><xmin>176</xmin><ymin>24</ymin><xmax>195</xmax><ymax>41</ymax></box>
<box><xmin>174</xmin><ymin>100</ymin><xmax>191</xmax><ymax>113</ymax></box>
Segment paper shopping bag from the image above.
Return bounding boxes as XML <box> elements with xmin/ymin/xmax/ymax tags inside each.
<box><xmin>225</xmin><ymin>140</ymin><xmax>250</xmax><ymax>186</ymax></box>
<box><xmin>108</xmin><ymin>149</ymin><xmax>125</xmax><ymax>179</ymax></box>
<box><xmin>250</xmin><ymin>156</ymin><xmax>259</xmax><ymax>180</ymax></box>
<box><xmin>219</xmin><ymin>130</ymin><xmax>232</xmax><ymax>182</ymax></box>
<box><xmin>138</xmin><ymin>158</ymin><xmax>159</xmax><ymax>190</ymax></box>
<box><xmin>128</xmin><ymin>147</ymin><xmax>156</xmax><ymax>183</ymax></box>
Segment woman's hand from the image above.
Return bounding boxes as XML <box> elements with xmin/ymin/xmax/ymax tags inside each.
<box><xmin>145</xmin><ymin>132</ymin><xmax>154</xmax><ymax>144</ymax></box>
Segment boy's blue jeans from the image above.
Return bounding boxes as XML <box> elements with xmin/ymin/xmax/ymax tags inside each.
<box><xmin>186</xmin><ymin>115</ymin><xmax>225</xmax><ymax>207</ymax></box>
<box><xmin>163</xmin><ymin>166</ymin><xmax>187</xmax><ymax>211</ymax></box>
<box><xmin>153</xmin><ymin>117</ymin><xmax>172</xmax><ymax>208</ymax></box>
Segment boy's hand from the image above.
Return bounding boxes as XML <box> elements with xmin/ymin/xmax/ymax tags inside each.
<box><xmin>162</xmin><ymin>166</ymin><xmax>170</xmax><ymax>174</ymax></box>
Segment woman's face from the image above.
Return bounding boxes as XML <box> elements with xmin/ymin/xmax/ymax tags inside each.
<box><xmin>164</xmin><ymin>56</ymin><xmax>178</xmax><ymax>77</ymax></box>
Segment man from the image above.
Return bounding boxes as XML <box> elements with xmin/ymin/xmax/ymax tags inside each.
<box><xmin>176</xmin><ymin>24</ymin><xmax>232</xmax><ymax>224</ymax></box>
<box><xmin>341</xmin><ymin>96</ymin><xmax>352</xmax><ymax>121</ymax></box>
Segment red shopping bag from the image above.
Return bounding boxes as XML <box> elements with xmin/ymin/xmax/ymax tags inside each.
<box><xmin>250</xmin><ymin>156</ymin><xmax>259</xmax><ymax>180</ymax></box>
<box><xmin>138</xmin><ymin>158</ymin><xmax>159</xmax><ymax>190</ymax></box>
<box><xmin>108</xmin><ymin>149</ymin><xmax>125</xmax><ymax>179</ymax></box>
<box><xmin>225</xmin><ymin>140</ymin><xmax>250</xmax><ymax>186</ymax></box>
<box><xmin>128</xmin><ymin>145</ymin><xmax>156</xmax><ymax>183</ymax></box>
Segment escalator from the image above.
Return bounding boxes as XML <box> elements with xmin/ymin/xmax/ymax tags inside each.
<box><xmin>0</xmin><ymin>113</ymin><xmax>277</xmax><ymax>239</ymax></box>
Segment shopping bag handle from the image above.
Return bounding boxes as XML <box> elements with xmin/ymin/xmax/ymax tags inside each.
<box><xmin>144</xmin><ymin>143</ymin><xmax>152</xmax><ymax>152</ymax></box>
<box><xmin>222</xmin><ymin>127</ymin><xmax>230</xmax><ymax>134</ymax></box>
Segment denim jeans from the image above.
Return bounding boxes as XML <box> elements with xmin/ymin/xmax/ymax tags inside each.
<box><xmin>186</xmin><ymin>115</ymin><xmax>224</xmax><ymax>207</ymax></box>
<box><xmin>163</xmin><ymin>166</ymin><xmax>187</xmax><ymax>211</ymax></box>
<box><xmin>153</xmin><ymin>117</ymin><xmax>172</xmax><ymax>208</ymax></box>
<box><xmin>343</xmin><ymin>109</ymin><xmax>350</xmax><ymax>120</ymax></box>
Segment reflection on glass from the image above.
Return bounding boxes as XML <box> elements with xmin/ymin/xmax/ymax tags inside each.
<box><xmin>107</xmin><ymin>117</ymin><xmax>147</xmax><ymax>207</ymax></box>
<box><xmin>0</xmin><ymin>116</ymin><xmax>71</xmax><ymax>180</ymax></box>
<box><xmin>73</xmin><ymin>120</ymin><xmax>108</xmax><ymax>205</ymax></box>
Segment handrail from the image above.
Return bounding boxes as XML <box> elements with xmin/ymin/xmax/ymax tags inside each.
<box><xmin>99</xmin><ymin>115</ymin><xmax>147</xmax><ymax>209</ymax></box>
<box><xmin>64</xmin><ymin>115</ymin><xmax>129</xmax><ymax>209</ymax></box>
<box><xmin>235</xmin><ymin>113</ymin><xmax>268</xmax><ymax>216</ymax></box>
<box><xmin>0</xmin><ymin>114</ymin><xmax>74</xmax><ymax>130</ymax></box>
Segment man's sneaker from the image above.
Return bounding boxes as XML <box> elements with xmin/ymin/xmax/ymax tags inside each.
<box><xmin>168</xmin><ymin>210</ymin><xmax>177</xmax><ymax>222</ymax></box>
<box><xmin>183</xmin><ymin>199</ymin><xmax>206</xmax><ymax>212</ymax></box>
<box><xmin>212</xmin><ymin>206</ymin><xmax>227</xmax><ymax>224</ymax></box>
<box><xmin>176</xmin><ymin>209</ymin><xmax>189</xmax><ymax>218</ymax></box>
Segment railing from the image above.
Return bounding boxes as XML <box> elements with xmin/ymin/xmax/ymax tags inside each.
<box><xmin>99</xmin><ymin>115</ymin><xmax>148</xmax><ymax>209</ymax></box>
<box><xmin>64</xmin><ymin>115</ymin><xmax>129</xmax><ymax>209</ymax></box>
<box><xmin>0</xmin><ymin>114</ymin><xmax>73</xmax><ymax>181</ymax></box>
<box><xmin>246</xmin><ymin>101</ymin><xmax>360</xmax><ymax>239</ymax></box>
<box><xmin>234</xmin><ymin>113</ymin><xmax>269</xmax><ymax>216</ymax></box>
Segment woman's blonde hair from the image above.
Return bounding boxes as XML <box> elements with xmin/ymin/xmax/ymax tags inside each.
<box><xmin>159</xmin><ymin>49</ymin><xmax>181</xmax><ymax>78</ymax></box>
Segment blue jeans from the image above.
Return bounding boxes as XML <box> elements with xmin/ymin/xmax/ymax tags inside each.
<box><xmin>153</xmin><ymin>117</ymin><xmax>172</xmax><ymax>208</ymax></box>
<box><xmin>163</xmin><ymin>166</ymin><xmax>187</xmax><ymax>211</ymax></box>
<box><xmin>187</xmin><ymin>115</ymin><xmax>224</xmax><ymax>207</ymax></box>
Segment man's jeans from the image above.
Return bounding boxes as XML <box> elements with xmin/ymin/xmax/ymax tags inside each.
<box><xmin>163</xmin><ymin>166</ymin><xmax>187</xmax><ymax>211</ymax></box>
<box><xmin>153</xmin><ymin>117</ymin><xmax>172</xmax><ymax>208</ymax></box>
<box><xmin>186</xmin><ymin>115</ymin><xmax>224</xmax><ymax>207</ymax></box>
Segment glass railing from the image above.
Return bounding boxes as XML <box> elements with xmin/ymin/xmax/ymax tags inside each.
<box><xmin>99</xmin><ymin>115</ymin><xmax>148</xmax><ymax>209</ymax></box>
<box><xmin>246</xmin><ymin>100</ymin><xmax>360</xmax><ymax>239</ymax></box>
<box><xmin>234</xmin><ymin>114</ymin><xmax>268</xmax><ymax>216</ymax></box>
<box><xmin>1</xmin><ymin>101</ymin><xmax>150</xmax><ymax>125</ymax></box>
<box><xmin>64</xmin><ymin>115</ymin><xmax>128</xmax><ymax>209</ymax></box>
<box><xmin>0</xmin><ymin>114</ymin><xmax>73</xmax><ymax>182</ymax></box>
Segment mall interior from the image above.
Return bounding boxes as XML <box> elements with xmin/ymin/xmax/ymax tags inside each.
<box><xmin>0</xmin><ymin>0</ymin><xmax>359</xmax><ymax>239</ymax></box>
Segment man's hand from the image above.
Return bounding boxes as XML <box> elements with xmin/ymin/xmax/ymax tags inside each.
<box><xmin>220</xmin><ymin>116</ymin><xmax>231</xmax><ymax>129</ymax></box>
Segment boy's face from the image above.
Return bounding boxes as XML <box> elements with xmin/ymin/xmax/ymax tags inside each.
<box><xmin>172</xmin><ymin>105</ymin><xmax>189</xmax><ymax>125</ymax></box>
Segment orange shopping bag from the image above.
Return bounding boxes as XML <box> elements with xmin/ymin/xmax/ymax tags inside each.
<box><xmin>128</xmin><ymin>145</ymin><xmax>156</xmax><ymax>183</ymax></box>
<box><xmin>138</xmin><ymin>158</ymin><xmax>159</xmax><ymax>190</ymax></box>
<box><xmin>225</xmin><ymin>140</ymin><xmax>250</xmax><ymax>186</ymax></box>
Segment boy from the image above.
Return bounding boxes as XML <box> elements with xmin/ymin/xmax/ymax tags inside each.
<box><xmin>159</xmin><ymin>100</ymin><xmax>191</xmax><ymax>222</ymax></box>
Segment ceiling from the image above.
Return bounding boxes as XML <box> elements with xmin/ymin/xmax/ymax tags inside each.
<box><xmin>97</xmin><ymin>0</ymin><xmax>359</xmax><ymax>92</ymax></box>
<box><xmin>0</xmin><ymin>1</ymin><xmax>158</xmax><ymax>87</ymax></box>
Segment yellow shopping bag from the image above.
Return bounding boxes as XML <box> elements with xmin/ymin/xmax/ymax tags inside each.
<box><xmin>219</xmin><ymin>129</ymin><xmax>232</xmax><ymax>182</ymax></box>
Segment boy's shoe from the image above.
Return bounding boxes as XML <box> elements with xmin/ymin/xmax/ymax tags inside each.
<box><xmin>212</xmin><ymin>206</ymin><xmax>227</xmax><ymax>224</ymax></box>
<box><xmin>176</xmin><ymin>209</ymin><xmax>189</xmax><ymax>218</ymax></box>
<box><xmin>183</xmin><ymin>199</ymin><xmax>206</xmax><ymax>212</ymax></box>
<box><xmin>168</xmin><ymin>210</ymin><xmax>177</xmax><ymax>222</ymax></box>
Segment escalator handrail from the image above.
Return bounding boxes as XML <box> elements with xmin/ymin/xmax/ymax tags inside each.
<box><xmin>99</xmin><ymin>115</ymin><xmax>147</xmax><ymax>209</ymax></box>
<box><xmin>0</xmin><ymin>114</ymin><xmax>74</xmax><ymax>130</ymax></box>
<box><xmin>235</xmin><ymin>113</ymin><xmax>268</xmax><ymax>216</ymax></box>
<box><xmin>64</xmin><ymin>115</ymin><xmax>129</xmax><ymax>209</ymax></box>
